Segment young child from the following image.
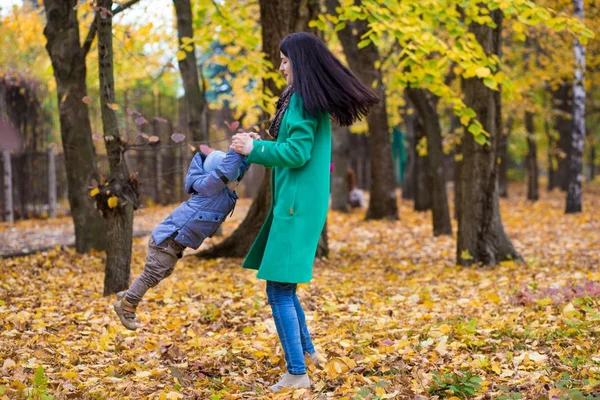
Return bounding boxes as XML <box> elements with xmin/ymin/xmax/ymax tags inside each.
<box><xmin>113</xmin><ymin>135</ymin><xmax>257</xmax><ymax>330</ymax></box>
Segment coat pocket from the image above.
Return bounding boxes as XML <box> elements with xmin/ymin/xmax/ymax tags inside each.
<box><xmin>274</xmin><ymin>172</ymin><xmax>298</xmax><ymax>218</ymax></box>
<box><xmin>195</xmin><ymin>210</ymin><xmax>226</xmax><ymax>238</ymax></box>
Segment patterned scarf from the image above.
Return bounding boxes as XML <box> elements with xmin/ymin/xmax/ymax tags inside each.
<box><xmin>268</xmin><ymin>85</ymin><xmax>294</xmax><ymax>139</ymax></box>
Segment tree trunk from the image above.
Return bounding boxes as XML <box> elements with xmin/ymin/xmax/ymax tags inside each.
<box><xmin>544</xmin><ymin>91</ymin><xmax>558</xmax><ymax>191</ymax></box>
<box><xmin>97</xmin><ymin>0</ymin><xmax>135</xmax><ymax>295</ymax></box>
<box><xmin>328</xmin><ymin>0</ymin><xmax>398</xmax><ymax>220</ymax></box>
<box><xmin>48</xmin><ymin>148</ymin><xmax>57</xmax><ymax>218</ymax></box>
<box><xmin>198</xmin><ymin>0</ymin><xmax>307</xmax><ymax>258</ymax></box>
<box><xmin>43</xmin><ymin>0</ymin><xmax>107</xmax><ymax>252</ymax></box>
<box><xmin>457</xmin><ymin>9</ymin><xmax>521</xmax><ymax>266</ymax></box>
<box><xmin>413</xmin><ymin>122</ymin><xmax>432</xmax><ymax>212</ymax></box>
<box><xmin>331</xmin><ymin>125</ymin><xmax>350</xmax><ymax>212</ymax></box>
<box><xmin>316</xmin><ymin>220</ymin><xmax>328</xmax><ymax>258</ymax></box>
<box><xmin>590</xmin><ymin>145</ymin><xmax>596</xmax><ymax>182</ymax></box>
<box><xmin>450</xmin><ymin>115</ymin><xmax>462</xmax><ymax>220</ymax></box>
<box><xmin>173</xmin><ymin>0</ymin><xmax>208</xmax><ymax>143</ymax></box>
<box><xmin>406</xmin><ymin>88</ymin><xmax>452</xmax><ymax>235</ymax></box>
<box><xmin>297</xmin><ymin>0</ymin><xmax>321</xmax><ymax>37</ymax></box>
<box><xmin>2</xmin><ymin>150</ymin><xmax>13</xmax><ymax>223</ymax></box>
<box><xmin>525</xmin><ymin>111</ymin><xmax>539</xmax><ymax>201</ymax></box>
<box><xmin>498</xmin><ymin>117</ymin><xmax>511</xmax><ymax>198</ymax></box>
<box><xmin>566</xmin><ymin>0</ymin><xmax>585</xmax><ymax>213</ymax></box>
<box><xmin>553</xmin><ymin>83</ymin><xmax>572</xmax><ymax>191</ymax></box>
<box><xmin>454</xmin><ymin>141</ymin><xmax>463</xmax><ymax>221</ymax></box>
<box><xmin>402</xmin><ymin>105</ymin><xmax>417</xmax><ymax>200</ymax></box>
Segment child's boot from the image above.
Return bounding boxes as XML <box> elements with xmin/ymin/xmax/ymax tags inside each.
<box><xmin>113</xmin><ymin>291</ymin><xmax>139</xmax><ymax>330</ymax></box>
<box><xmin>269</xmin><ymin>372</ymin><xmax>310</xmax><ymax>392</ymax></box>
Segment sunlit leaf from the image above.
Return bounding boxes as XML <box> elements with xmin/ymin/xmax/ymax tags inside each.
<box><xmin>107</xmin><ymin>196</ymin><xmax>118</xmax><ymax>208</ymax></box>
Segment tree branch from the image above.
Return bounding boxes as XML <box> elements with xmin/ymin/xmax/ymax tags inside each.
<box><xmin>210</xmin><ymin>0</ymin><xmax>226</xmax><ymax>19</ymax></box>
<box><xmin>82</xmin><ymin>0</ymin><xmax>143</xmax><ymax>58</ymax></box>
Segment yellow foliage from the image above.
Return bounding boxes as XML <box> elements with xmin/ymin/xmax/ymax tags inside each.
<box><xmin>1</xmin><ymin>189</ymin><xmax>599</xmax><ymax>398</ymax></box>
<box><xmin>107</xmin><ymin>196</ymin><xmax>119</xmax><ymax>208</ymax></box>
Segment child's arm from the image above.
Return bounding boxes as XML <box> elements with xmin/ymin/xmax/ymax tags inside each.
<box><xmin>237</xmin><ymin>157</ymin><xmax>251</xmax><ymax>181</ymax></box>
<box><xmin>184</xmin><ymin>154</ymin><xmax>204</xmax><ymax>194</ymax></box>
<box><xmin>235</xmin><ymin>132</ymin><xmax>259</xmax><ymax>181</ymax></box>
<box><xmin>193</xmin><ymin>149</ymin><xmax>245</xmax><ymax>197</ymax></box>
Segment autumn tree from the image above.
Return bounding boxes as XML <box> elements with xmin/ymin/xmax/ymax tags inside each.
<box><xmin>406</xmin><ymin>88</ymin><xmax>452</xmax><ymax>235</ymax></box>
<box><xmin>331</xmin><ymin>126</ymin><xmax>351</xmax><ymax>212</ymax></box>
<box><xmin>327</xmin><ymin>0</ymin><xmax>399</xmax><ymax>221</ymax></box>
<box><xmin>566</xmin><ymin>0</ymin><xmax>586</xmax><ymax>213</ymax></box>
<box><xmin>525</xmin><ymin>110</ymin><xmax>539</xmax><ymax>201</ymax></box>
<box><xmin>173</xmin><ymin>0</ymin><xmax>208</xmax><ymax>143</ymax></box>
<box><xmin>335</xmin><ymin>0</ymin><xmax>590</xmax><ymax>264</ymax></box>
<box><xmin>43</xmin><ymin>0</ymin><xmax>146</xmax><ymax>254</ymax></box>
<box><xmin>92</xmin><ymin>0</ymin><xmax>141</xmax><ymax>295</ymax></box>
<box><xmin>456</xmin><ymin>9</ymin><xmax>521</xmax><ymax>265</ymax></box>
<box><xmin>43</xmin><ymin>0</ymin><xmax>107</xmax><ymax>252</ymax></box>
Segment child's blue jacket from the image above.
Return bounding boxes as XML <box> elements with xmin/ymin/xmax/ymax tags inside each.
<box><xmin>151</xmin><ymin>149</ymin><xmax>249</xmax><ymax>249</ymax></box>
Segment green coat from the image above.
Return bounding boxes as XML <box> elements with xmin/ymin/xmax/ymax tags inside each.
<box><xmin>243</xmin><ymin>93</ymin><xmax>331</xmax><ymax>283</ymax></box>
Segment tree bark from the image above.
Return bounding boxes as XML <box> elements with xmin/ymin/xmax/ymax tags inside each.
<box><xmin>566</xmin><ymin>0</ymin><xmax>585</xmax><ymax>213</ymax></box>
<box><xmin>552</xmin><ymin>83</ymin><xmax>572</xmax><ymax>191</ymax></box>
<box><xmin>402</xmin><ymin>105</ymin><xmax>417</xmax><ymax>200</ymax></box>
<box><xmin>97</xmin><ymin>0</ymin><xmax>136</xmax><ymax>295</ymax></box>
<box><xmin>525</xmin><ymin>111</ymin><xmax>539</xmax><ymax>201</ymax></box>
<box><xmin>590</xmin><ymin>145</ymin><xmax>596</xmax><ymax>182</ymax></box>
<box><xmin>328</xmin><ymin>0</ymin><xmax>398</xmax><ymax>220</ymax></box>
<box><xmin>331</xmin><ymin>125</ymin><xmax>350</xmax><ymax>212</ymax></box>
<box><xmin>413</xmin><ymin>121</ymin><xmax>432</xmax><ymax>211</ymax></box>
<box><xmin>450</xmin><ymin>115</ymin><xmax>462</xmax><ymax>221</ymax></box>
<box><xmin>43</xmin><ymin>0</ymin><xmax>107</xmax><ymax>252</ymax></box>
<box><xmin>316</xmin><ymin>219</ymin><xmax>328</xmax><ymax>258</ymax></box>
<box><xmin>457</xmin><ymin>9</ymin><xmax>521</xmax><ymax>266</ymax></box>
<box><xmin>498</xmin><ymin>117</ymin><xmax>511</xmax><ymax>198</ymax></box>
<box><xmin>48</xmin><ymin>148</ymin><xmax>57</xmax><ymax>218</ymax></box>
<box><xmin>198</xmin><ymin>0</ymin><xmax>308</xmax><ymax>258</ymax></box>
<box><xmin>173</xmin><ymin>0</ymin><xmax>208</xmax><ymax>143</ymax></box>
<box><xmin>297</xmin><ymin>0</ymin><xmax>322</xmax><ymax>38</ymax></box>
<box><xmin>544</xmin><ymin>90</ymin><xmax>558</xmax><ymax>191</ymax></box>
<box><xmin>406</xmin><ymin>88</ymin><xmax>452</xmax><ymax>235</ymax></box>
<box><xmin>2</xmin><ymin>150</ymin><xmax>13</xmax><ymax>223</ymax></box>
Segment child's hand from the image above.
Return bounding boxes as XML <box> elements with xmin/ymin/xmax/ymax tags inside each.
<box><xmin>248</xmin><ymin>132</ymin><xmax>261</xmax><ymax>140</ymax></box>
<box><xmin>230</xmin><ymin>133</ymin><xmax>254</xmax><ymax>155</ymax></box>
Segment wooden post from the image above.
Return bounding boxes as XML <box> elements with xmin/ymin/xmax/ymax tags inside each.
<box><xmin>3</xmin><ymin>150</ymin><xmax>14</xmax><ymax>223</ymax></box>
<box><xmin>48</xmin><ymin>148</ymin><xmax>57</xmax><ymax>218</ymax></box>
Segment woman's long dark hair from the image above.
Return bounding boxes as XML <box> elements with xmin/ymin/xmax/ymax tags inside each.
<box><xmin>280</xmin><ymin>32</ymin><xmax>379</xmax><ymax>127</ymax></box>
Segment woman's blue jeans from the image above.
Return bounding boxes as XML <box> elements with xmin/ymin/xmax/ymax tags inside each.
<box><xmin>266</xmin><ymin>281</ymin><xmax>316</xmax><ymax>375</ymax></box>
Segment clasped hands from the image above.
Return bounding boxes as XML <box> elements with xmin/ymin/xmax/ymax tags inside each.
<box><xmin>230</xmin><ymin>131</ymin><xmax>261</xmax><ymax>155</ymax></box>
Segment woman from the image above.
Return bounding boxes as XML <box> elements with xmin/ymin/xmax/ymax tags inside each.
<box><xmin>230</xmin><ymin>32</ymin><xmax>378</xmax><ymax>392</ymax></box>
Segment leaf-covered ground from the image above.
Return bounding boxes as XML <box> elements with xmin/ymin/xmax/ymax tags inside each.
<box><xmin>1</xmin><ymin>185</ymin><xmax>600</xmax><ymax>399</ymax></box>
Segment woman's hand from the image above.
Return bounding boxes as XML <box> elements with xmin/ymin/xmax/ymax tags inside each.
<box><xmin>247</xmin><ymin>131</ymin><xmax>261</xmax><ymax>140</ymax></box>
<box><xmin>230</xmin><ymin>132</ymin><xmax>255</xmax><ymax>155</ymax></box>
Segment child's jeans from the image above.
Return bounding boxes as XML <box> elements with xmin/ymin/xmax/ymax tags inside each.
<box><xmin>125</xmin><ymin>236</ymin><xmax>186</xmax><ymax>306</ymax></box>
<box><xmin>266</xmin><ymin>281</ymin><xmax>316</xmax><ymax>375</ymax></box>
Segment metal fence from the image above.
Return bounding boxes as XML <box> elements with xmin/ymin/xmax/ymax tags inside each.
<box><xmin>1</xmin><ymin>130</ymin><xmax>374</xmax><ymax>223</ymax></box>
<box><xmin>1</xmin><ymin>150</ymin><xmax>69</xmax><ymax>221</ymax></box>
<box><xmin>0</xmin><ymin>143</ymin><xmax>274</xmax><ymax>222</ymax></box>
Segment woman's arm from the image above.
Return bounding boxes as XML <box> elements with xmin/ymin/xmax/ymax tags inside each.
<box><xmin>231</xmin><ymin>96</ymin><xmax>318</xmax><ymax>169</ymax></box>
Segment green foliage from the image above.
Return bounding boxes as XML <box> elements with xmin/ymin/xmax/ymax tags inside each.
<box><xmin>327</xmin><ymin>0</ymin><xmax>593</xmax><ymax>140</ymax></box>
<box><xmin>428</xmin><ymin>371</ymin><xmax>483</xmax><ymax>398</ymax></box>
<box><xmin>25</xmin><ymin>366</ymin><xmax>54</xmax><ymax>400</ymax></box>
